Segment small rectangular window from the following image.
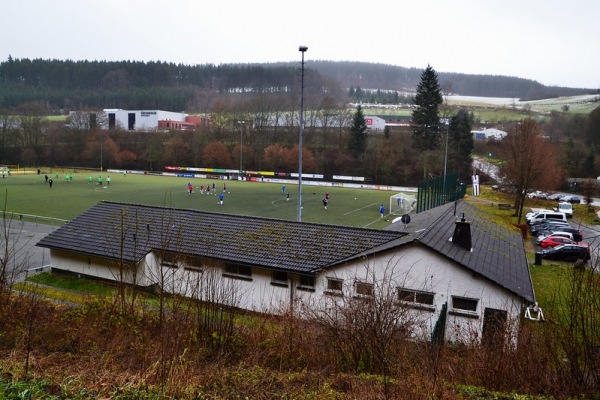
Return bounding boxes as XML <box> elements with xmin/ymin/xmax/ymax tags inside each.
<box><xmin>398</xmin><ymin>288</ymin><xmax>435</xmax><ymax>305</ymax></box>
<box><xmin>224</xmin><ymin>263</ymin><xmax>251</xmax><ymax>278</ymax></box>
<box><xmin>224</xmin><ymin>264</ymin><xmax>236</xmax><ymax>275</ymax></box>
<box><xmin>355</xmin><ymin>281</ymin><xmax>374</xmax><ymax>296</ymax></box>
<box><xmin>398</xmin><ymin>289</ymin><xmax>414</xmax><ymax>302</ymax></box>
<box><xmin>182</xmin><ymin>255</ymin><xmax>203</xmax><ymax>272</ymax></box>
<box><xmin>327</xmin><ymin>278</ymin><xmax>343</xmax><ymax>292</ymax></box>
<box><xmin>160</xmin><ymin>252</ymin><xmax>179</xmax><ymax>268</ymax></box>
<box><xmin>272</xmin><ymin>270</ymin><xmax>288</xmax><ymax>284</ymax></box>
<box><xmin>299</xmin><ymin>275</ymin><xmax>315</xmax><ymax>288</ymax></box>
<box><xmin>452</xmin><ymin>296</ymin><xmax>478</xmax><ymax>312</ymax></box>
<box><xmin>415</xmin><ymin>291</ymin><xmax>435</xmax><ymax>305</ymax></box>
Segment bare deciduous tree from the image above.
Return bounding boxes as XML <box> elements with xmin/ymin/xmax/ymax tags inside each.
<box><xmin>202</xmin><ymin>141</ymin><xmax>232</xmax><ymax>168</ymax></box>
<box><xmin>499</xmin><ymin>119</ymin><xmax>562</xmax><ymax>222</ymax></box>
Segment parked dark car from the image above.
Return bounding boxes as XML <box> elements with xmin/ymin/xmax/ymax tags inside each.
<box><xmin>535</xmin><ymin>226</ymin><xmax>583</xmax><ymax>242</ymax></box>
<box><xmin>529</xmin><ymin>216</ymin><xmax>569</xmax><ymax>227</ymax></box>
<box><xmin>529</xmin><ymin>219</ymin><xmax>570</xmax><ymax>228</ymax></box>
<box><xmin>542</xmin><ymin>244</ymin><xmax>590</xmax><ymax>262</ymax></box>
<box><xmin>530</xmin><ymin>220</ymin><xmax>571</xmax><ymax>235</ymax></box>
<box><xmin>560</xmin><ymin>195</ymin><xmax>583</xmax><ymax>204</ymax></box>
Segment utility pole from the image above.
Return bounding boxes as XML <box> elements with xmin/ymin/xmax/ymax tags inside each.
<box><xmin>297</xmin><ymin>45</ymin><xmax>308</xmax><ymax>222</ymax></box>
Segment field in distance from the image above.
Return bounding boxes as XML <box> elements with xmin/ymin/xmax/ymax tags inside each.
<box><xmin>1</xmin><ymin>170</ymin><xmax>409</xmax><ymax>229</ymax></box>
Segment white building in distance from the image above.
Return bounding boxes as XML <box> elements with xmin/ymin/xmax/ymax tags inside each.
<box><xmin>104</xmin><ymin>109</ymin><xmax>189</xmax><ymax>131</ymax></box>
<box><xmin>472</xmin><ymin>128</ymin><xmax>507</xmax><ymax>140</ymax></box>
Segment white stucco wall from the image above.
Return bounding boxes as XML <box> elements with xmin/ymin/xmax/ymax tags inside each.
<box><xmin>298</xmin><ymin>244</ymin><xmax>523</xmax><ymax>344</ymax></box>
<box><xmin>336</xmin><ymin>245</ymin><xmax>523</xmax><ymax>343</ymax></box>
<box><xmin>145</xmin><ymin>255</ymin><xmax>295</xmax><ymax>313</ymax></box>
<box><xmin>49</xmin><ymin>249</ymin><xmax>154</xmax><ymax>287</ymax></box>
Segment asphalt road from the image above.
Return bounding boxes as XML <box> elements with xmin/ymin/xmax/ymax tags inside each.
<box><xmin>1</xmin><ymin>219</ymin><xmax>57</xmax><ymax>281</ymax></box>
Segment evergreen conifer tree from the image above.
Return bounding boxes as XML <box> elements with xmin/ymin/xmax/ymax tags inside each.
<box><xmin>349</xmin><ymin>105</ymin><xmax>368</xmax><ymax>158</ymax></box>
<box><xmin>412</xmin><ymin>65</ymin><xmax>443</xmax><ymax>151</ymax></box>
<box><xmin>448</xmin><ymin>108</ymin><xmax>474</xmax><ymax>178</ymax></box>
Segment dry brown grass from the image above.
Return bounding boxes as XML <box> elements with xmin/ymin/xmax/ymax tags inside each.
<box><xmin>1</xmin><ymin>286</ymin><xmax>599</xmax><ymax>399</ymax></box>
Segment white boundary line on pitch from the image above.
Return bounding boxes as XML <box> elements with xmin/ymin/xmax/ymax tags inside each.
<box><xmin>344</xmin><ymin>202</ymin><xmax>378</xmax><ymax>215</ymax></box>
<box><xmin>362</xmin><ymin>214</ymin><xmax>389</xmax><ymax>228</ymax></box>
<box><xmin>271</xmin><ymin>198</ymin><xmax>290</xmax><ymax>208</ymax></box>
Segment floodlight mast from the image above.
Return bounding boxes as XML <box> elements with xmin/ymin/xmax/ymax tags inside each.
<box><xmin>297</xmin><ymin>45</ymin><xmax>308</xmax><ymax>222</ymax></box>
<box><xmin>237</xmin><ymin>120</ymin><xmax>245</xmax><ymax>178</ymax></box>
<box><xmin>443</xmin><ymin>118</ymin><xmax>449</xmax><ymax>201</ymax></box>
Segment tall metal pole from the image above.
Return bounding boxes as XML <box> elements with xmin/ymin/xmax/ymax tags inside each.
<box><xmin>443</xmin><ymin>120</ymin><xmax>449</xmax><ymax>177</ymax></box>
<box><xmin>237</xmin><ymin>120</ymin><xmax>245</xmax><ymax>179</ymax></box>
<box><xmin>100</xmin><ymin>132</ymin><xmax>103</xmax><ymax>172</ymax></box>
<box><xmin>297</xmin><ymin>45</ymin><xmax>308</xmax><ymax>222</ymax></box>
<box><xmin>443</xmin><ymin>119</ymin><xmax>449</xmax><ymax>200</ymax></box>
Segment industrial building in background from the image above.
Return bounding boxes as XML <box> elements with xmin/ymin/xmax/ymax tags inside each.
<box><xmin>104</xmin><ymin>109</ymin><xmax>209</xmax><ymax>131</ymax></box>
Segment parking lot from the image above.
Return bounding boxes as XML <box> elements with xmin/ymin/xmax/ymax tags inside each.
<box><xmin>530</xmin><ymin>213</ymin><xmax>600</xmax><ymax>264</ymax></box>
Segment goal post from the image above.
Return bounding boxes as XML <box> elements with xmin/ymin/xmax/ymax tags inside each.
<box><xmin>390</xmin><ymin>192</ymin><xmax>417</xmax><ymax>216</ymax></box>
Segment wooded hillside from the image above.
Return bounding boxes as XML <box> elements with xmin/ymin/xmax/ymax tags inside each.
<box><xmin>301</xmin><ymin>61</ymin><xmax>596</xmax><ymax>99</ymax></box>
<box><xmin>0</xmin><ymin>57</ymin><xmax>596</xmax><ymax>111</ymax></box>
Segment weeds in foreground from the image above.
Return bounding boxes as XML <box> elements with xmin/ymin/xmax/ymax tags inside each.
<box><xmin>1</xmin><ymin>269</ymin><xmax>599</xmax><ymax>399</ymax></box>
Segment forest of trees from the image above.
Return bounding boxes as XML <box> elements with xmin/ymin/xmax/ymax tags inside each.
<box><xmin>1</xmin><ymin>58</ymin><xmax>598</xmax><ymax>112</ymax></box>
<box><xmin>0</xmin><ymin>57</ymin><xmax>345</xmax><ymax>111</ymax></box>
<box><xmin>294</xmin><ymin>60</ymin><xmax>598</xmax><ymax>99</ymax></box>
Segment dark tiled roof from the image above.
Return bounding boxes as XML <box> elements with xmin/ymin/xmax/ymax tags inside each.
<box><xmin>37</xmin><ymin>201</ymin><xmax>406</xmax><ymax>274</ymax></box>
<box><xmin>385</xmin><ymin>201</ymin><xmax>535</xmax><ymax>303</ymax></box>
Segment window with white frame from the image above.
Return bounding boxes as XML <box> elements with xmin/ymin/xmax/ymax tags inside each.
<box><xmin>398</xmin><ymin>288</ymin><xmax>435</xmax><ymax>306</ymax></box>
<box><xmin>354</xmin><ymin>281</ymin><xmax>374</xmax><ymax>297</ymax></box>
<box><xmin>451</xmin><ymin>296</ymin><xmax>479</xmax><ymax>315</ymax></box>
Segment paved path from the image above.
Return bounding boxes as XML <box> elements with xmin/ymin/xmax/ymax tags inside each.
<box><xmin>1</xmin><ymin>219</ymin><xmax>58</xmax><ymax>281</ymax></box>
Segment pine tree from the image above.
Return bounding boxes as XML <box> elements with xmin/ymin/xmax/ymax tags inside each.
<box><xmin>412</xmin><ymin>65</ymin><xmax>443</xmax><ymax>151</ymax></box>
<box><xmin>348</xmin><ymin>105</ymin><xmax>368</xmax><ymax>158</ymax></box>
<box><xmin>348</xmin><ymin>87</ymin><xmax>356</xmax><ymax>100</ymax></box>
<box><xmin>583</xmin><ymin>144</ymin><xmax>596</xmax><ymax>177</ymax></box>
<box><xmin>448</xmin><ymin>108</ymin><xmax>474</xmax><ymax>178</ymax></box>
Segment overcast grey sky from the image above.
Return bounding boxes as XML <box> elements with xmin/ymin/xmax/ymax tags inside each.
<box><xmin>2</xmin><ymin>0</ymin><xmax>599</xmax><ymax>90</ymax></box>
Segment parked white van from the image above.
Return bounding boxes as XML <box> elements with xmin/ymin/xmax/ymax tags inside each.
<box><xmin>553</xmin><ymin>202</ymin><xmax>573</xmax><ymax>218</ymax></box>
<box><xmin>526</xmin><ymin>208</ymin><xmax>554</xmax><ymax>220</ymax></box>
<box><xmin>527</xmin><ymin>211</ymin><xmax>568</xmax><ymax>225</ymax></box>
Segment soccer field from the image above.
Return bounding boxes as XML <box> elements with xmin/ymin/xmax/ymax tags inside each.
<box><xmin>0</xmin><ymin>171</ymin><xmax>413</xmax><ymax>229</ymax></box>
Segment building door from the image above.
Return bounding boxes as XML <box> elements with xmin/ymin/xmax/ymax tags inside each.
<box><xmin>108</xmin><ymin>113</ymin><xmax>115</xmax><ymax>130</ymax></box>
<box><xmin>128</xmin><ymin>113</ymin><xmax>136</xmax><ymax>130</ymax></box>
<box><xmin>482</xmin><ymin>308</ymin><xmax>507</xmax><ymax>346</ymax></box>
<box><xmin>89</xmin><ymin>113</ymin><xmax>97</xmax><ymax>130</ymax></box>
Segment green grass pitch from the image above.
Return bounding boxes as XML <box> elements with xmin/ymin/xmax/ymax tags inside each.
<box><xmin>0</xmin><ymin>171</ymin><xmax>413</xmax><ymax>229</ymax></box>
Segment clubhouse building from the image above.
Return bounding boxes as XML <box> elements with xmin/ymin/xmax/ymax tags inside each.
<box><xmin>36</xmin><ymin>200</ymin><xmax>535</xmax><ymax>345</ymax></box>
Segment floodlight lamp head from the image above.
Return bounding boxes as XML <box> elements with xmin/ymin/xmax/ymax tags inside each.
<box><xmin>299</xmin><ymin>46</ymin><xmax>308</xmax><ymax>52</ymax></box>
